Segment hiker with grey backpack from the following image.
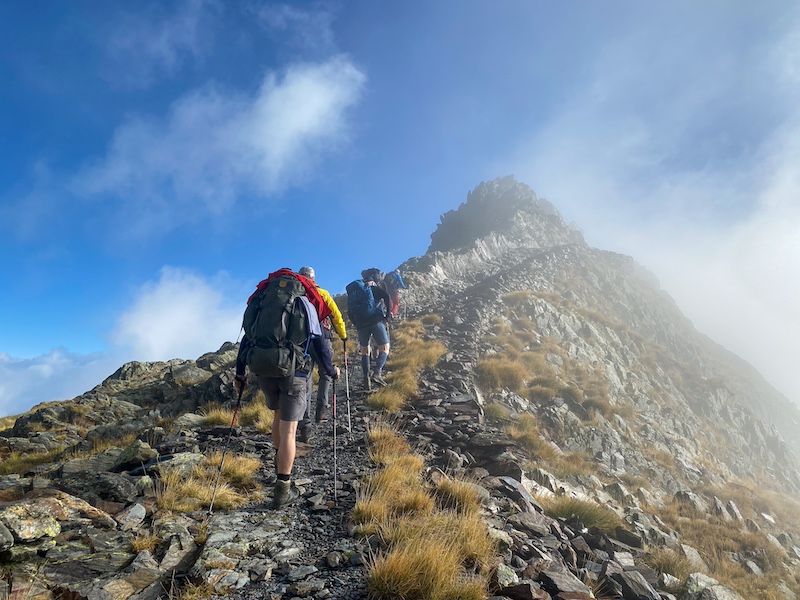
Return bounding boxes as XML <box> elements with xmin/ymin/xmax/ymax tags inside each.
<box><xmin>233</xmin><ymin>268</ymin><xmax>340</xmax><ymax>508</ymax></box>
<box><xmin>346</xmin><ymin>268</ymin><xmax>392</xmax><ymax>391</ymax></box>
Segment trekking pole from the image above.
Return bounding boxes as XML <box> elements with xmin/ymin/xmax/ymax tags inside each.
<box><xmin>332</xmin><ymin>378</ymin><xmax>338</xmax><ymax>505</ymax></box>
<box><xmin>343</xmin><ymin>340</ymin><xmax>352</xmax><ymax>434</ymax></box>
<box><xmin>208</xmin><ymin>384</ymin><xmax>244</xmax><ymax>516</ymax></box>
<box><xmin>343</xmin><ymin>339</ymin><xmax>350</xmax><ymax>398</ymax></box>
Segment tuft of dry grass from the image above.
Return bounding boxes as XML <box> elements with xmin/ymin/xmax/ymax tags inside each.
<box><xmin>157</xmin><ymin>468</ymin><xmax>243</xmax><ymax>512</ymax></box>
<box><xmin>202</xmin><ymin>452</ymin><xmax>261</xmax><ymax>490</ymax></box>
<box><xmin>192</xmin><ymin>520</ymin><xmax>209</xmax><ymax>545</ymax></box>
<box><xmin>175</xmin><ymin>580</ymin><xmax>219</xmax><ymax>600</ymax></box>
<box><xmin>508</xmin><ymin>414</ymin><xmax>557</xmax><ymax>461</ymax></box>
<box><xmin>502</xmin><ymin>289</ymin><xmax>535</xmax><ymax>307</ymax></box>
<box><xmin>541</xmin><ymin>496</ymin><xmax>623</xmax><ymax>534</ymax></box>
<box><xmin>68</xmin><ymin>433</ymin><xmax>138</xmax><ymax>459</ymax></box>
<box><xmin>546</xmin><ymin>451</ymin><xmax>596</xmax><ymax>479</ymax></box>
<box><xmin>239</xmin><ymin>392</ymin><xmax>274</xmax><ymax>433</ymax></box>
<box><xmin>367</xmin><ymin>536</ymin><xmax>487</xmax><ymax>600</ymax></box>
<box><xmin>200</xmin><ymin>404</ymin><xmax>235</xmax><ymax>427</ymax></box>
<box><xmin>390</xmin><ymin>339</ymin><xmax>447</xmax><ymax>373</ymax></box>
<box><xmin>356</xmin><ymin>421</ymin><xmax>496</xmax><ymax>599</ymax></box>
<box><xmin>367</xmin><ymin>419</ymin><xmax>412</xmax><ymax>464</ymax></box>
<box><xmin>433</xmin><ymin>477</ymin><xmax>483</xmax><ymax>515</ymax></box>
<box><xmin>352</xmin><ymin>457</ymin><xmax>431</xmax><ymax>524</ymax></box>
<box><xmin>475</xmin><ymin>356</ymin><xmax>527</xmax><ymax>393</ymax></box>
<box><xmin>131</xmin><ymin>534</ymin><xmax>161</xmax><ymax>553</ymax></box>
<box><xmin>643</xmin><ymin>547</ymin><xmax>692</xmax><ymax>591</ymax></box>
<box><xmin>367</xmin><ymin>387</ymin><xmax>407</xmax><ymax>412</ymax></box>
<box><xmin>156</xmin><ymin>452</ymin><xmax>260</xmax><ymax>512</ymax></box>
<box><xmin>483</xmin><ymin>402</ymin><xmax>510</xmax><ymax>422</ymax></box>
<box><xmin>0</xmin><ymin>448</ymin><xmax>64</xmax><ymax>476</ymax></box>
<box><xmin>0</xmin><ymin>414</ymin><xmax>18</xmax><ymax>432</ymax></box>
<box><xmin>658</xmin><ymin>496</ymin><xmax>790</xmax><ymax>598</ymax></box>
<box><xmin>420</xmin><ymin>313</ymin><xmax>443</xmax><ymax>326</ymax></box>
<box><xmin>528</xmin><ymin>385</ymin><xmax>558</xmax><ymax>401</ymax></box>
<box><xmin>202</xmin><ymin>393</ymin><xmax>274</xmax><ymax>433</ymax></box>
<box><xmin>386</xmin><ymin>370</ymin><xmax>419</xmax><ymax>397</ymax></box>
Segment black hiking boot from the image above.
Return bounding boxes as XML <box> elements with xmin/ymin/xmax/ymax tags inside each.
<box><xmin>363</xmin><ymin>376</ymin><xmax>371</xmax><ymax>391</ymax></box>
<box><xmin>272</xmin><ymin>480</ymin><xmax>299</xmax><ymax>509</ymax></box>
<box><xmin>315</xmin><ymin>403</ymin><xmax>329</xmax><ymax>423</ymax></box>
<box><xmin>298</xmin><ymin>426</ymin><xmax>313</xmax><ymax>443</ymax></box>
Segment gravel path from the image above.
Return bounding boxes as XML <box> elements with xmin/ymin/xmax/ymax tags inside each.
<box><xmin>223</xmin><ymin>374</ymin><xmax>377</xmax><ymax>600</ymax></box>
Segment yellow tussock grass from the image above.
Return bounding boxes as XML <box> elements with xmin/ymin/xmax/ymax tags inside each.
<box><xmin>367</xmin><ymin>420</ymin><xmax>412</xmax><ymax>464</ymax></box>
<box><xmin>156</xmin><ymin>451</ymin><xmax>260</xmax><ymax>512</ymax></box>
<box><xmin>201</xmin><ymin>404</ymin><xmax>235</xmax><ymax>427</ymax></box>
<box><xmin>433</xmin><ymin>477</ymin><xmax>483</xmax><ymax>515</ymax></box>
<box><xmin>366</xmin><ymin>387</ymin><xmax>406</xmax><ymax>412</ymax></box>
<box><xmin>541</xmin><ymin>496</ymin><xmax>623</xmax><ymax>535</ymax></box>
<box><xmin>131</xmin><ymin>534</ymin><xmax>161</xmax><ymax>553</ymax></box>
<box><xmin>239</xmin><ymin>392</ymin><xmax>274</xmax><ymax>433</ymax></box>
<box><xmin>475</xmin><ymin>356</ymin><xmax>527</xmax><ymax>393</ymax></box>
<box><xmin>367</xmin><ymin>536</ymin><xmax>487</xmax><ymax>600</ymax></box>
<box><xmin>508</xmin><ymin>414</ymin><xmax>557</xmax><ymax>461</ymax></box>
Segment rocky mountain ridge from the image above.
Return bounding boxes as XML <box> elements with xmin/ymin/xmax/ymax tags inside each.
<box><xmin>1</xmin><ymin>175</ymin><xmax>799</xmax><ymax>599</ymax></box>
<box><xmin>409</xmin><ymin>176</ymin><xmax>800</xmax><ymax>473</ymax></box>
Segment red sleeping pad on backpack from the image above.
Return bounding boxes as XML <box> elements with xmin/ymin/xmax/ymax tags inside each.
<box><xmin>247</xmin><ymin>268</ymin><xmax>332</xmax><ymax>322</ymax></box>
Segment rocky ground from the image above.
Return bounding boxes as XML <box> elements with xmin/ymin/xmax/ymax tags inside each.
<box><xmin>215</xmin><ymin>378</ymin><xmax>377</xmax><ymax>600</ymax></box>
<box><xmin>2</xmin><ymin>321</ymin><xmax>797</xmax><ymax>600</ymax></box>
<box><xmin>3</xmin><ymin>177</ymin><xmax>800</xmax><ymax>599</ymax></box>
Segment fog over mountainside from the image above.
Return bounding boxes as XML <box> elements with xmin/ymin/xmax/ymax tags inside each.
<box><xmin>405</xmin><ymin>176</ymin><xmax>800</xmax><ymax>475</ymax></box>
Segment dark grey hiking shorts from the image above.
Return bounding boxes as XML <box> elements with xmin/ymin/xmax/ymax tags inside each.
<box><xmin>357</xmin><ymin>320</ymin><xmax>389</xmax><ymax>346</ymax></box>
<box><xmin>256</xmin><ymin>374</ymin><xmax>308</xmax><ymax>422</ymax></box>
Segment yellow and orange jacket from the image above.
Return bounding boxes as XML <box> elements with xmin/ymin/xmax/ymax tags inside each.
<box><xmin>317</xmin><ymin>285</ymin><xmax>347</xmax><ymax>341</ymax></box>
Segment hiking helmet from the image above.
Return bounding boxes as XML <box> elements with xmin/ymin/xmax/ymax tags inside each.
<box><xmin>298</xmin><ymin>266</ymin><xmax>315</xmax><ymax>280</ymax></box>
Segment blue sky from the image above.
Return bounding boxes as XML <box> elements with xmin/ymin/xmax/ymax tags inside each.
<box><xmin>2</xmin><ymin>1</ymin><xmax>800</xmax><ymax>417</ymax></box>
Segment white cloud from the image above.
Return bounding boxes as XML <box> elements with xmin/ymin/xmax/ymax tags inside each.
<box><xmin>110</xmin><ymin>267</ymin><xmax>244</xmax><ymax>361</ymax></box>
<box><xmin>0</xmin><ymin>349</ymin><xmax>116</xmax><ymax>418</ymax></box>
<box><xmin>76</xmin><ymin>56</ymin><xmax>366</xmax><ymax>228</ymax></box>
<box><xmin>0</xmin><ymin>267</ymin><xmax>248</xmax><ymax>418</ymax></box>
<box><xmin>103</xmin><ymin>0</ymin><xmax>217</xmax><ymax>88</ymax></box>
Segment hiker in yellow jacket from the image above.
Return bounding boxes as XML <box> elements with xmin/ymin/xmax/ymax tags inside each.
<box><xmin>297</xmin><ymin>266</ymin><xmax>347</xmax><ymax>440</ymax></box>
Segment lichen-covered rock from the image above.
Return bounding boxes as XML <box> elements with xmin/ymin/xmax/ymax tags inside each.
<box><xmin>0</xmin><ymin>503</ymin><xmax>60</xmax><ymax>542</ymax></box>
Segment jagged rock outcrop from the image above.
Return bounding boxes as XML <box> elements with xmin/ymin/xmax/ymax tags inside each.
<box><xmin>429</xmin><ymin>176</ymin><xmax>584</xmax><ymax>254</ymax></box>
<box><xmin>1</xmin><ymin>176</ymin><xmax>799</xmax><ymax>599</ymax></box>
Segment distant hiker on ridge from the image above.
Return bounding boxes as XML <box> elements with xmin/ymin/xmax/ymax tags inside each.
<box><xmin>234</xmin><ymin>268</ymin><xmax>340</xmax><ymax>508</ymax></box>
<box><xmin>346</xmin><ymin>268</ymin><xmax>392</xmax><ymax>390</ymax></box>
<box><xmin>379</xmin><ymin>268</ymin><xmax>407</xmax><ymax>318</ymax></box>
<box><xmin>297</xmin><ymin>266</ymin><xmax>347</xmax><ymax>439</ymax></box>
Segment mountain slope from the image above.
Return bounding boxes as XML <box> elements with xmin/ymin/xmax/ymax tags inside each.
<box><xmin>404</xmin><ymin>175</ymin><xmax>800</xmax><ymax>488</ymax></box>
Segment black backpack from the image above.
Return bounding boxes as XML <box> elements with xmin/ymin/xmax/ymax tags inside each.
<box><xmin>241</xmin><ymin>274</ymin><xmax>311</xmax><ymax>377</ymax></box>
<box><xmin>346</xmin><ymin>279</ymin><xmax>384</xmax><ymax>326</ymax></box>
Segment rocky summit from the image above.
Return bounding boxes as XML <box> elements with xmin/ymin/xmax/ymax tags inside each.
<box><xmin>1</xmin><ymin>175</ymin><xmax>800</xmax><ymax>600</ymax></box>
